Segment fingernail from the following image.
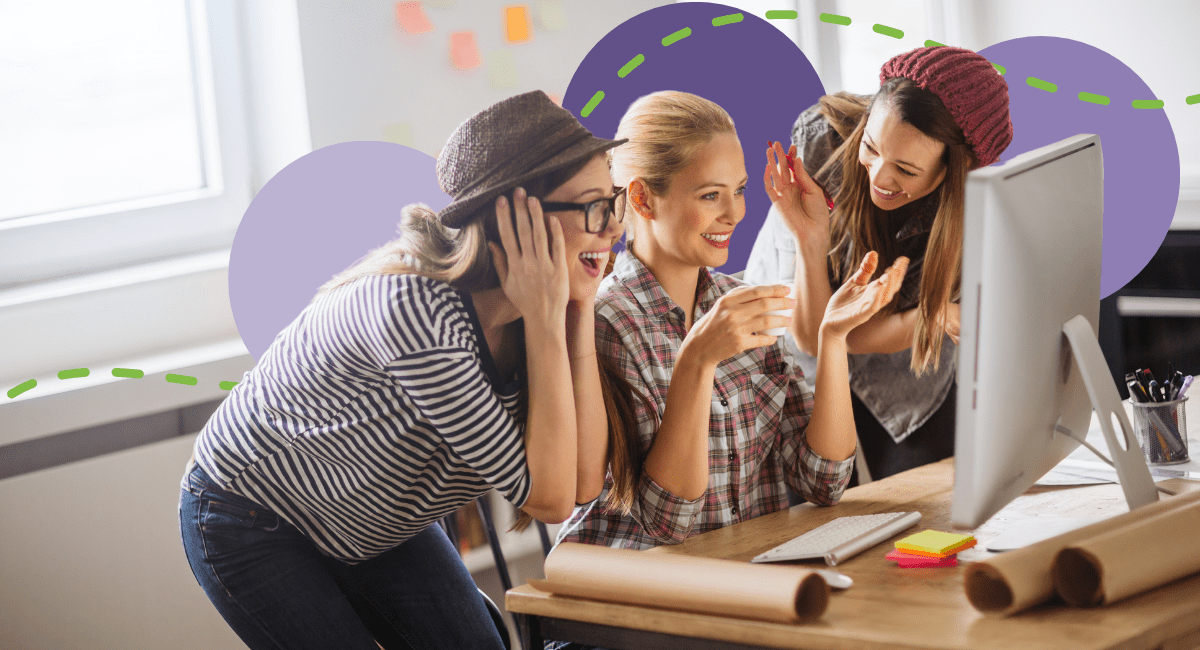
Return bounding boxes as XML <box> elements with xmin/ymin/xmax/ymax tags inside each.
<box><xmin>515</xmin><ymin>187</ymin><xmax>525</xmax><ymax>198</ymax></box>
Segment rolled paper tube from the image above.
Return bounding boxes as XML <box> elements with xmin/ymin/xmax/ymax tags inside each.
<box><xmin>533</xmin><ymin>542</ymin><xmax>829</xmax><ymax>624</ymax></box>
<box><xmin>1053</xmin><ymin>499</ymin><xmax>1200</xmax><ymax>607</ymax></box>
<box><xmin>965</xmin><ymin>489</ymin><xmax>1200</xmax><ymax>616</ymax></box>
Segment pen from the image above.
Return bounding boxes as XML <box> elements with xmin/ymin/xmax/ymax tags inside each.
<box><xmin>1148</xmin><ymin>380</ymin><xmax>1162</xmax><ymax>403</ymax></box>
<box><xmin>1178</xmin><ymin>375</ymin><xmax>1194</xmax><ymax>400</ymax></box>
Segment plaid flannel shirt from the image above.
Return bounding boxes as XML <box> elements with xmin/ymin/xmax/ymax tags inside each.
<box><xmin>556</xmin><ymin>252</ymin><xmax>855</xmax><ymax>550</ymax></box>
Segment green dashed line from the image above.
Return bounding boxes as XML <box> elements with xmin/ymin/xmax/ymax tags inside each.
<box><xmin>112</xmin><ymin>368</ymin><xmax>144</xmax><ymax>379</ymax></box>
<box><xmin>1188</xmin><ymin>94</ymin><xmax>1200</xmax><ymax>105</ymax></box>
<box><xmin>618</xmin><ymin>54</ymin><xmax>644</xmax><ymax>78</ymax></box>
<box><xmin>662</xmin><ymin>27</ymin><xmax>691</xmax><ymax>46</ymax></box>
<box><xmin>57</xmin><ymin>368</ymin><xmax>90</xmax><ymax>380</ymax></box>
<box><xmin>873</xmin><ymin>24</ymin><xmax>903</xmax><ymax>39</ymax></box>
<box><xmin>7</xmin><ymin>379</ymin><xmax>36</xmax><ymax>399</ymax></box>
<box><xmin>219</xmin><ymin>381</ymin><xmax>240</xmax><ymax>391</ymax></box>
<box><xmin>166</xmin><ymin>374</ymin><xmax>198</xmax><ymax>386</ymax></box>
<box><xmin>570</xmin><ymin>9</ymin><xmax>1181</xmax><ymax>118</ymax></box>
<box><xmin>1027</xmin><ymin>77</ymin><xmax>1058</xmax><ymax>93</ymax></box>
<box><xmin>580</xmin><ymin>91</ymin><xmax>605</xmax><ymax>117</ymax></box>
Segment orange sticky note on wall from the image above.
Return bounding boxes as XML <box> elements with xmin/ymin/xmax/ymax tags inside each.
<box><xmin>395</xmin><ymin>2</ymin><xmax>433</xmax><ymax>34</ymax></box>
<box><xmin>504</xmin><ymin>5</ymin><xmax>532</xmax><ymax>43</ymax></box>
<box><xmin>450</xmin><ymin>31</ymin><xmax>481</xmax><ymax>69</ymax></box>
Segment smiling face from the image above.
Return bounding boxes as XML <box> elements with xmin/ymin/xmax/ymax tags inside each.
<box><xmin>858</xmin><ymin>99</ymin><xmax>948</xmax><ymax>211</ymax></box>
<box><xmin>540</xmin><ymin>153</ymin><xmax>623</xmax><ymax>301</ymax></box>
<box><xmin>636</xmin><ymin>132</ymin><xmax>748</xmax><ymax>270</ymax></box>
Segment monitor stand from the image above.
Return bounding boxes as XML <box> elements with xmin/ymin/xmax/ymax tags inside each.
<box><xmin>985</xmin><ymin>315</ymin><xmax>1158</xmax><ymax>552</ymax></box>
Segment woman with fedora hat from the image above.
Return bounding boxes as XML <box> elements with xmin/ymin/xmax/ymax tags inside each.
<box><xmin>748</xmin><ymin>46</ymin><xmax>1014</xmax><ymax>483</ymax></box>
<box><xmin>179</xmin><ymin>90</ymin><xmax>627</xmax><ymax>649</ymax></box>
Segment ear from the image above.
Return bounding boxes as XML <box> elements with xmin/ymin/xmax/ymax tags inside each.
<box><xmin>626</xmin><ymin>178</ymin><xmax>655</xmax><ymax>220</ymax></box>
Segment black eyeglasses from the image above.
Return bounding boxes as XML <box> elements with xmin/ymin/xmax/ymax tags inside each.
<box><xmin>540</xmin><ymin>186</ymin><xmax>626</xmax><ymax>234</ymax></box>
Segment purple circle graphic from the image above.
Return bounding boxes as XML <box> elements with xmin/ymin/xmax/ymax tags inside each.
<box><xmin>563</xmin><ymin>2</ymin><xmax>826</xmax><ymax>273</ymax></box>
<box><xmin>229</xmin><ymin>141</ymin><xmax>448</xmax><ymax>360</ymax></box>
<box><xmin>978</xmin><ymin>37</ymin><xmax>1179</xmax><ymax>298</ymax></box>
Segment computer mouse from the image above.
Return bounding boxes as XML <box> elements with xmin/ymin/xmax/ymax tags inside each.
<box><xmin>812</xmin><ymin>569</ymin><xmax>853</xmax><ymax>590</ymax></box>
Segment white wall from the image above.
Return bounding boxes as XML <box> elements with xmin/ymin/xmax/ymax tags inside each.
<box><xmin>946</xmin><ymin>0</ymin><xmax>1199</xmax><ymax>185</ymax></box>
<box><xmin>294</xmin><ymin>0</ymin><xmax>668</xmax><ymax>156</ymax></box>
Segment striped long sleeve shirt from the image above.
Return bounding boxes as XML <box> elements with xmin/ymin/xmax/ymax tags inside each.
<box><xmin>193</xmin><ymin>274</ymin><xmax>530</xmax><ymax>563</ymax></box>
<box><xmin>556</xmin><ymin>252</ymin><xmax>855</xmax><ymax>550</ymax></box>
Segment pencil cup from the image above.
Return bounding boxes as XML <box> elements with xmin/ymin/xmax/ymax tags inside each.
<box><xmin>1128</xmin><ymin>397</ymin><xmax>1188</xmax><ymax>465</ymax></box>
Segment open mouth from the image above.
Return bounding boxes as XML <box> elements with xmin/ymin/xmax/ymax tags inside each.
<box><xmin>578</xmin><ymin>250</ymin><xmax>608</xmax><ymax>277</ymax></box>
<box><xmin>873</xmin><ymin>185</ymin><xmax>904</xmax><ymax>201</ymax></box>
<box><xmin>701</xmin><ymin>231</ymin><xmax>732</xmax><ymax>249</ymax></box>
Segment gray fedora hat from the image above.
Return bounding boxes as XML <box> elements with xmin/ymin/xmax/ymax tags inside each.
<box><xmin>436</xmin><ymin>90</ymin><xmax>626</xmax><ymax>228</ymax></box>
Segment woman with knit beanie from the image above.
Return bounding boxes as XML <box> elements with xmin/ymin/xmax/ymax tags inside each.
<box><xmin>747</xmin><ymin>46</ymin><xmax>1013</xmax><ymax>483</ymax></box>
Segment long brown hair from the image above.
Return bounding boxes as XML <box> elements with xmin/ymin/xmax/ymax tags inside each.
<box><xmin>818</xmin><ymin>77</ymin><xmax>977</xmax><ymax>375</ymax></box>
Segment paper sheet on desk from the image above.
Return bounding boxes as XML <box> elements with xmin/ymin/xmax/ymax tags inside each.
<box><xmin>1036</xmin><ymin>410</ymin><xmax>1200</xmax><ymax>485</ymax></box>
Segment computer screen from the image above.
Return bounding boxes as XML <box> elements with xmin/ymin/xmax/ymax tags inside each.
<box><xmin>951</xmin><ymin>134</ymin><xmax>1158</xmax><ymax>530</ymax></box>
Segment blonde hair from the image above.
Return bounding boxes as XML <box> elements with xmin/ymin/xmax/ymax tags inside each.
<box><xmin>609</xmin><ymin>91</ymin><xmax>736</xmax><ymax>247</ymax></box>
<box><xmin>599</xmin><ymin>90</ymin><xmax>735</xmax><ymax>516</ymax></box>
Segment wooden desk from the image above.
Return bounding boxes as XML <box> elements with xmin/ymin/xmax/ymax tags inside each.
<box><xmin>507</xmin><ymin>459</ymin><xmax>1200</xmax><ymax>650</ymax></box>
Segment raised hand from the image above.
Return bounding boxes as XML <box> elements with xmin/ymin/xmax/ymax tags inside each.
<box><xmin>488</xmin><ymin>187</ymin><xmax>570</xmax><ymax>330</ymax></box>
<box><xmin>683</xmin><ymin>284</ymin><xmax>795</xmax><ymax>366</ymax></box>
<box><xmin>821</xmin><ymin>252</ymin><xmax>909</xmax><ymax>339</ymax></box>
<box><xmin>762</xmin><ymin>141</ymin><xmax>832</xmax><ymax>248</ymax></box>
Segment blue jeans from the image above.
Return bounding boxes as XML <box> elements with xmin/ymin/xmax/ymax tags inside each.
<box><xmin>179</xmin><ymin>463</ymin><xmax>505</xmax><ymax>650</ymax></box>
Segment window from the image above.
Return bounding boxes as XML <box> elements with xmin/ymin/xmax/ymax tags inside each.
<box><xmin>0</xmin><ymin>0</ymin><xmax>254</xmax><ymax>289</ymax></box>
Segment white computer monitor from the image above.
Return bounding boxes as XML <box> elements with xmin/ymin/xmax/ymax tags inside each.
<box><xmin>952</xmin><ymin>134</ymin><xmax>1158</xmax><ymax>531</ymax></box>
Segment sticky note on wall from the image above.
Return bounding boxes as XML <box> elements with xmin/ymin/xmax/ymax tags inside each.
<box><xmin>383</xmin><ymin>123</ymin><xmax>414</xmax><ymax>148</ymax></box>
<box><xmin>487</xmin><ymin>49</ymin><xmax>519</xmax><ymax>89</ymax></box>
<box><xmin>394</xmin><ymin>2</ymin><xmax>433</xmax><ymax>34</ymax></box>
<box><xmin>450</xmin><ymin>31</ymin><xmax>481</xmax><ymax>69</ymax></box>
<box><xmin>504</xmin><ymin>5</ymin><xmax>532</xmax><ymax>43</ymax></box>
<box><xmin>537</xmin><ymin>0</ymin><xmax>566</xmax><ymax>32</ymax></box>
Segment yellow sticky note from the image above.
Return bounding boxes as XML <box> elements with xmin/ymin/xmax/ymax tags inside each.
<box><xmin>394</xmin><ymin>2</ymin><xmax>433</xmax><ymax>34</ymax></box>
<box><xmin>894</xmin><ymin>530</ymin><xmax>976</xmax><ymax>558</ymax></box>
<box><xmin>449</xmin><ymin>31</ymin><xmax>481</xmax><ymax>70</ymax></box>
<box><xmin>487</xmin><ymin>49</ymin><xmax>519</xmax><ymax>89</ymax></box>
<box><xmin>504</xmin><ymin>5</ymin><xmax>532</xmax><ymax>43</ymax></box>
<box><xmin>537</xmin><ymin>0</ymin><xmax>566</xmax><ymax>32</ymax></box>
<box><xmin>383</xmin><ymin>123</ymin><xmax>413</xmax><ymax>148</ymax></box>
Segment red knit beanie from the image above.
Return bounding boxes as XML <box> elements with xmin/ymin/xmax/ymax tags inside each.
<box><xmin>879</xmin><ymin>46</ymin><xmax>1013</xmax><ymax>168</ymax></box>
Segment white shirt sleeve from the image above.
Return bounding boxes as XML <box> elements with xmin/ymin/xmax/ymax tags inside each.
<box><xmin>744</xmin><ymin>203</ymin><xmax>799</xmax><ymax>287</ymax></box>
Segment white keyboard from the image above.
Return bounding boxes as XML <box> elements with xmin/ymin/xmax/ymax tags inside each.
<box><xmin>751</xmin><ymin>512</ymin><xmax>922</xmax><ymax>566</ymax></box>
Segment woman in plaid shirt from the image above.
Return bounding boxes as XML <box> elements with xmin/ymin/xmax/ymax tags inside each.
<box><xmin>554</xmin><ymin>91</ymin><xmax>908</xmax><ymax>553</ymax></box>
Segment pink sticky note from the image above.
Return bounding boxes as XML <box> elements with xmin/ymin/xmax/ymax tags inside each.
<box><xmin>887</xmin><ymin>550</ymin><xmax>957</xmax><ymax>568</ymax></box>
<box><xmin>449</xmin><ymin>31</ymin><xmax>481</xmax><ymax>70</ymax></box>
<box><xmin>395</xmin><ymin>2</ymin><xmax>434</xmax><ymax>34</ymax></box>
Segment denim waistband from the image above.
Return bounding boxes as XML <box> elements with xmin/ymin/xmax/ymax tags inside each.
<box><xmin>185</xmin><ymin>463</ymin><xmax>273</xmax><ymax>514</ymax></box>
